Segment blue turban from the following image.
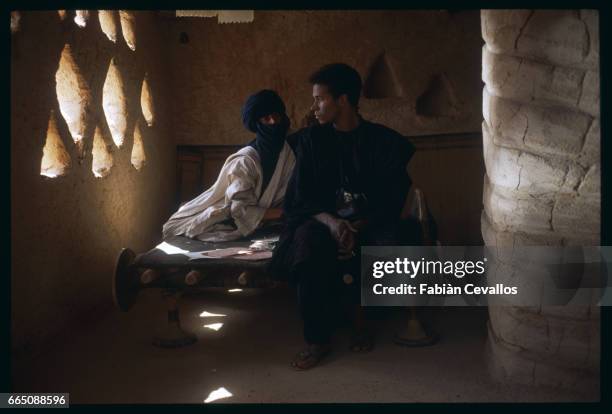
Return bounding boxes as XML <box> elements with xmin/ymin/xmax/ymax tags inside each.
<box><xmin>241</xmin><ymin>89</ymin><xmax>287</xmax><ymax>133</ymax></box>
<box><xmin>241</xmin><ymin>90</ymin><xmax>290</xmax><ymax>195</ymax></box>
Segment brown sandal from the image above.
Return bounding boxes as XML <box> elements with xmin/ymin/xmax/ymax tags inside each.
<box><xmin>291</xmin><ymin>344</ymin><xmax>331</xmax><ymax>370</ymax></box>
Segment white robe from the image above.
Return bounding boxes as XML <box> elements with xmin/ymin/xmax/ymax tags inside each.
<box><xmin>162</xmin><ymin>143</ymin><xmax>295</xmax><ymax>242</ymax></box>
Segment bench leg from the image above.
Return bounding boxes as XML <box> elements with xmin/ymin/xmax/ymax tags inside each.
<box><xmin>152</xmin><ymin>290</ymin><xmax>197</xmax><ymax>348</ymax></box>
<box><xmin>393</xmin><ymin>306</ymin><xmax>439</xmax><ymax>347</ymax></box>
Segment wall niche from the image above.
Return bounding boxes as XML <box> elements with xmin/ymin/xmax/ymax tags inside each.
<box><xmin>415</xmin><ymin>73</ymin><xmax>459</xmax><ymax>117</ymax></box>
<box><xmin>363</xmin><ymin>52</ymin><xmax>404</xmax><ymax>99</ymax></box>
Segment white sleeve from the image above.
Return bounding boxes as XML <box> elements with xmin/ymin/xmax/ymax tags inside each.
<box><xmin>225</xmin><ymin>154</ymin><xmax>267</xmax><ymax>236</ymax></box>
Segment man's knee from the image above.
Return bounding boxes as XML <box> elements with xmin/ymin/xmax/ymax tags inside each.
<box><xmin>293</xmin><ymin>219</ymin><xmax>337</xmax><ymax>257</ymax></box>
<box><xmin>294</xmin><ymin>219</ymin><xmax>331</xmax><ymax>240</ymax></box>
<box><xmin>363</xmin><ymin>218</ymin><xmax>423</xmax><ymax>246</ymax></box>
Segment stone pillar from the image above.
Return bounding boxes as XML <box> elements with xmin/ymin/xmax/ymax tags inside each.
<box><xmin>480</xmin><ymin>10</ymin><xmax>600</xmax><ymax>391</ymax></box>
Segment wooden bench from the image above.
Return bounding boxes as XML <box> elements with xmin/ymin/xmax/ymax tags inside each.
<box><xmin>112</xmin><ymin>218</ymin><xmax>285</xmax><ymax>348</ymax></box>
<box><xmin>112</xmin><ymin>187</ymin><xmax>437</xmax><ymax>348</ymax></box>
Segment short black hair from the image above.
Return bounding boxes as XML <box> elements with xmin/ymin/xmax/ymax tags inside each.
<box><xmin>309</xmin><ymin>63</ymin><xmax>362</xmax><ymax>108</ymax></box>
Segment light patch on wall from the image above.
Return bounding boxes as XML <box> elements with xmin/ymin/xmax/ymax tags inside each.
<box><xmin>363</xmin><ymin>52</ymin><xmax>404</xmax><ymax>99</ymax></box>
<box><xmin>140</xmin><ymin>73</ymin><xmax>155</xmax><ymax>126</ymax></box>
<box><xmin>41</xmin><ymin>110</ymin><xmax>71</xmax><ymax>178</ymax></box>
<box><xmin>131</xmin><ymin>121</ymin><xmax>146</xmax><ymax>170</ymax></box>
<box><xmin>119</xmin><ymin>11</ymin><xmax>136</xmax><ymax>51</ymax></box>
<box><xmin>74</xmin><ymin>10</ymin><xmax>89</xmax><ymax>28</ymax></box>
<box><xmin>57</xmin><ymin>10</ymin><xmax>67</xmax><ymax>20</ymax></box>
<box><xmin>102</xmin><ymin>58</ymin><xmax>128</xmax><ymax>147</ymax></box>
<box><xmin>55</xmin><ymin>44</ymin><xmax>91</xmax><ymax>147</ymax></box>
<box><xmin>91</xmin><ymin>125</ymin><xmax>113</xmax><ymax>178</ymax></box>
<box><xmin>11</xmin><ymin>11</ymin><xmax>20</xmax><ymax>33</ymax></box>
<box><xmin>98</xmin><ymin>10</ymin><xmax>118</xmax><ymax>43</ymax></box>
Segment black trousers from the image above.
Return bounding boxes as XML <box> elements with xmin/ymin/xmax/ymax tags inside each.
<box><xmin>288</xmin><ymin>218</ymin><xmax>422</xmax><ymax>345</ymax></box>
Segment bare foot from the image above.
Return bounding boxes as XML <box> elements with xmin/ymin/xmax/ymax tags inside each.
<box><xmin>291</xmin><ymin>344</ymin><xmax>332</xmax><ymax>370</ymax></box>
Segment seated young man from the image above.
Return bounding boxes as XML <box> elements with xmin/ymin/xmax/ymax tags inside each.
<box><xmin>269</xmin><ymin>63</ymin><xmax>418</xmax><ymax>370</ymax></box>
<box><xmin>162</xmin><ymin>90</ymin><xmax>295</xmax><ymax>242</ymax></box>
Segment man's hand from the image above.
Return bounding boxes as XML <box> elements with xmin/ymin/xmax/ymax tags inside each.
<box><xmin>349</xmin><ymin>219</ymin><xmax>368</xmax><ymax>232</ymax></box>
<box><xmin>262</xmin><ymin>208</ymin><xmax>283</xmax><ymax>222</ymax></box>
<box><xmin>314</xmin><ymin>213</ymin><xmax>358</xmax><ymax>260</ymax></box>
<box><xmin>337</xmin><ymin>228</ymin><xmax>357</xmax><ymax>260</ymax></box>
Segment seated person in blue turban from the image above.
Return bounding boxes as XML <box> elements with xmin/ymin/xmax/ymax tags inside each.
<box><xmin>162</xmin><ymin>90</ymin><xmax>295</xmax><ymax>242</ymax></box>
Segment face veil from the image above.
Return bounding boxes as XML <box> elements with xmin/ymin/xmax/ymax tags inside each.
<box><xmin>241</xmin><ymin>90</ymin><xmax>290</xmax><ymax>195</ymax></box>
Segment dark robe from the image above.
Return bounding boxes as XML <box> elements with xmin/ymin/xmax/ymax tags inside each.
<box><xmin>269</xmin><ymin>118</ymin><xmax>416</xmax><ymax>281</ymax></box>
